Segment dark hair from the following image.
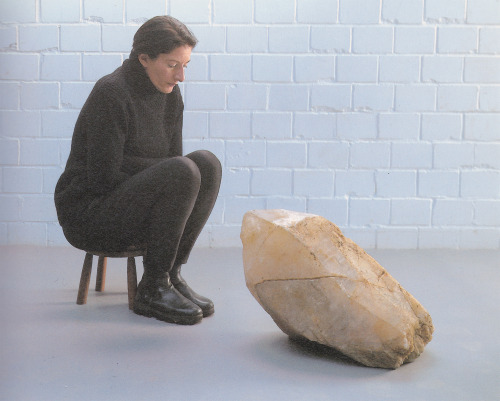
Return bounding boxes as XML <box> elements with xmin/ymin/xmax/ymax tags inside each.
<box><xmin>130</xmin><ymin>16</ymin><xmax>198</xmax><ymax>59</ymax></box>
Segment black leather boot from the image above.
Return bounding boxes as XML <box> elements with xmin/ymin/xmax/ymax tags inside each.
<box><xmin>133</xmin><ymin>272</ymin><xmax>203</xmax><ymax>325</ymax></box>
<box><xmin>170</xmin><ymin>265</ymin><xmax>214</xmax><ymax>317</ymax></box>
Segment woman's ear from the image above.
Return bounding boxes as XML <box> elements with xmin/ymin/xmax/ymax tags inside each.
<box><xmin>138</xmin><ymin>54</ymin><xmax>149</xmax><ymax>68</ymax></box>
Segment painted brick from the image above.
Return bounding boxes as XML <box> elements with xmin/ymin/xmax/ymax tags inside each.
<box><xmin>60</xmin><ymin>83</ymin><xmax>94</xmax><ymax>109</ymax></box>
<box><xmin>47</xmin><ymin>223</ymin><xmax>70</xmax><ymax>246</ymax></box>
<box><xmin>459</xmin><ymin>228</ymin><xmax>500</xmax><ymax>249</ymax></box>
<box><xmin>297</xmin><ymin>0</ymin><xmax>337</xmax><ymax>23</ymax></box>
<box><xmin>251</xmin><ymin>169</ymin><xmax>292</xmax><ymax>196</ymax></box>
<box><xmin>226</xmin><ymin>27</ymin><xmax>268</xmax><ymax>53</ymax></box>
<box><xmin>126</xmin><ymin>0</ymin><xmax>166</xmax><ymax>22</ymax></box>
<box><xmin>269</xmin><ymin>85</ymin><xmax>309</xmax><ymax>111</ymax></box>
<box><xmin>479</xmin><ymin>27</ymin><xmax>500</xmax><ymax>53</ymax></box>
<box><xmin>350</xmin><ymin>199</ymin><xmax>391</xmax><ymax>226</ymax></box>
<box><xmin>337</xmin><ymin>55</ymin><xmax>378</xmax><ymax>83</ymax></box>
<box><xmin>213</xmin><ymin>0</ymin><xmax>252</xmax><ymax>23</ymax></box>
<box><xmin>227</xmin><ymin>84</ymin><xmax>267</xmax><ymax>111</ymax></box>
<box><xmin>210</xmin><ymin>112</ymin><xmax>251</xmax><ymax>139</ymax></box>
<box><xmin>42</xmin><ymin>167</ymin><xmax>64</xmax><ymax>193</ymax></box>
<box><xmin>0</xmin><ymin>111</ymin><xmax>41</xmax><ymax>138</ymax></box>
<box><xmin>419</xmin><ymin>229</ymin><xmax>459</xmax><ymax>249</ymax></box>
<box><xmin>83</xmin><ymin>54</ymin><xmax>122</xmax><ymax>81</ymax></box>
<box><xmin>377</xmin><ymin>229</ymin><xmax>418</xmax><ymax>249</ymax></box>
<box><xmin>475</xmin><ymin>144</ymin><xmax>500</xmax><ymax>169</ymax></box>
<box><xmin>21</xmin><ymin>83</ymin><xmax>59</xmax><ymax>110</ymax></box>
<box><xmin>308</xmin><ymin>141</ymin><xmax>349</xmax><ymax>169</ymax></box>
<box><xmin>3</xmin><ymin>167</ymin><xmax>43</xmax><ymax>193</ymax></box>
<box><xmin>226</xmin><ymin>140</ymin><xmax>266</xmax><ymax>167</ymax></box>
<box><xmin>189</xmin><ymin>25</ymin><xmax>226</xmax><ymax>53</ymax></box>
<box><xmin>186</xmin><ymin>55</ymin><xmax>208</xmax><ymax>82</ymax></box>
<box><xmin>267</xmin><ymin>142</ymin><xmax>306</xmax><ymax>168</ymax></box>
<box><xmin>269</xmin><ymin>27</ymin><xmax>310</xmax><ymax>53</ymax></box>
<box><xmin>339</xmin><ymin>0</ymin><xmax>380</xmax><ymax>24</ymax></box>
<box><xmin>382</xmin><ymin>0</ymin><xmax>423</xmax><ymax>24</ymax></box>
<box><xmin>434</xmin><ymin>143</ymin><xmax>474</xmax><ymax>169</ymax></box>
<box><xmin>422</xmin><ymin>56</ymin><xmax>463</xmax><ymax>83</ymax></box>
<box><xmin>425</xmin><ymin>0</ymin><xmax>466</xmax><ymax>22</ymax></box>
<box><xmin>464</xmin><ymin>114</ymin><xmax>500</xmax><ymax>141</ymax></box>
<box><xmin>466</xmin><ymin>0</ymin><xmax>500</xmax><ymax>24</ymax></box>
<box><xmin>433</xmin><ymin>200</ymin><xmax>474</xmax><ymax>225</ymax></box>
<box><xmin>379</xmin><ymin>55</ymin><xmax>420</xmax><ymax>83</ymax></box>
<box><xmin>391</xmin><ymin>199</ymin><xmax>431</xmax><ymax>226</ymax></box>
<box><xmin>252</xmin><ymin>113</ymin><xmax>292</xmax><ymax>139</ymax></box>
<box><xmin>83</xmin><ymin>0</ymin><xmax>123</xmax><ymax>23</ymax></box>
<box><xmin>379</xmin><ymin>113</ymin><xmax>420</xmax><ymax>140</ymax></box>
<box><xmin>294</xmin><ymin>113</ymin><xmax>336</xmax><ymax>140</ymax></box>
<box><xmin>184</xmin><ymin>83</ymin><xmax>226</xmax><ymax>110</ymax></box>
<box><xmin>41</xmin><ymin>0</ymin><xmax>80</xmax><ymax>22</ymax></box>
<box><xmin>41</xmin><ymin>54</ymin><xmax>81</xmax><ymax>81</ymax></box>
<box><xmin>395</xmin><ymin>85</ymin><xmax>436</xmax><ymax>112</ymax></box>
<box><xmin>353</xmin><ymin>84</ymin><xmax>394</xmax><ymax>111</ymax></box>
<box><xmin>102</xmin><ymin>25</ymin><xmax>137</xmax><ymax>52</ymax></box>
<box><xmin>219</xmin><ymin>168</ymin><xmax>250</xmax><ymax>196</ymax></box>
<box><xmin>475</xmin><ymin>200</ymin><xmax>500</xmax><ymax>226</ymax></box>
<box><xmin>310</xmin><ymin>26</ymin><xmax>350</xmax><ymax>53</ymax></box>
<box><xmin>253</xmin><ymin>55</ymin><xmax>293</xmax><ymax>83</ymax></box>
<box><xmin>0</xmin><ymin>82</ymin><xmax>19</xmax><ymax>109</ymax></box>
<box><xmin>395</xmin><ymin>27</ymin><xmax>435</xmax><ymax>54</ymax></box>
<box><xmin>335</xmin><ymin>170</ymin><xmax>375</xmax><ymax>197</ymax></box>
<box><xmin>210</xmin><ymin>224</ymin><xmax>245</xmax><ymax>247</ymax></box>
<box><xmin>0</xmin><ymin>54</ymin><xmax>39</xmax><ymax>80</ymax></box>
<box><xmin>419</xmin><ymin>171</ymin><xmax>460</xmax><ymax>197</ymax></box>
<box><xmin>255</xmin><ymin>0</ymin><xmax>295</xmax><ymax>23</ymax></box>
<box><xmin>464</xmin><ymin>57</ymin><xmax>500</xmax><ymax>83</ymax></box>
<box><xmin>211</xmin><ymin>55</ymin><xmax>252</xmax><ymax>82</ymax></box>
<box><xmin>353</xmin><ymin>27</ymin><xmax>393</xmax><ymax>54</ymax></box>
<box><xmin>20</xmin><ymin>195</ymin><xmax>58</xmax><ymax>222</ymax></box>
<box><xmin>0</xmin><ymin>0</ymin><xmax>36</xmax><ymax>23</ymax></box>
<box><xmin>342</xmin><ymin>228</ymin><xmax>376</xmax><ymax>248</ymax></box>
<box><xmin>60</xmin><ymin>24</ymin><xmax>101</xmax><ymax>52</ymax></box>
<box><xmin>0</xmin><ymin>26</ymin><xmax>17</xmax><ymax>50</ymax></box>
<box><xmin>182</xmin><ymin>111</ymin><xmax>208</xmax><ymax>139</ymax></box>
<box><xmin>295</xmin><ymin>55</ymin><xmax>335</xmax><ymax>83</ymax></box>
<box><xmin>224</xmin><ymin>197</ymin><xmax>266</xmax><ymax>224</ymax></box>
<box><xmin>183</xmin><ymin>139</ymin><xmax>225</xmax><ymax>163</ymax></box>
<box><xmin>293</xmin><ymin>170</ymin><xmax>333</xmax><ymax>197</ymax></box>
<box><xmin>0</xmin><ymin>196</ymin><xmax>20</xmax><ymax>221</ymax></box>
<box><xmin>0</xmin><ymin>138</ymin><xmax>19</xmax><ymax>165</ymax></box>
<box><xmin>42</xmin><ymin>111</ymin><xmax>79</xmax><ymax>138</ymax></box>
<box><xmin>421</xmin><ymin>113</ymin><xmax>462</xmax><ymax>141</ymax></box>
<box><xmin>8</xmin><ymin>222</ymin><xmax>47</xmax><ymax>245</ymax></box>
<box><xmin>437</xmin><ymin>85</ymin><xmax>478</xmax><ymax>112</ymax></box>
<box><xmin>310</xmin><ymin>84</ymin><xmax>351</xmax><ymax>112</ymax></box>
<box><xmin>307</xmin><ymin>198</ymin><xmax>348</xmax><ymax>226</ymax></box>
<box><xmin>392</xmin><ymin>143</ymin><xmax>433</xmax><ymax>169</ymax></box>
<box><xmin>337</xmin><ymin>113</ymin><xmax>377</xmax><ymax>139</ymax></box>
<box><xmin>267</xmin><ymin>197</ymin><xmax>306</xmax><ymax>212</ymax></box>
<box><xmin>59</xmin><ymin>139</ymin><xmax>72</xmax><ymax>165</ymax></box>
<box><xmin>461</xmin><ymin>170</ymin><xmax>500</xmax><ymax>198</ymax></box>
<box><xmin>376</xmin><ymin>170</ymin><xmax>417</xmax><ymax>197</ymax></box>
<box><xmin>438</xmin><ymin>27</ymin><xmax>478</xmax><ymax>54</ymax></box>
<box><xmin>20</xmin><ymin>139</ymin><xmax>60</xmax><ymax>166</ymax></box>
<box><xmin>479</xmin><ymin>86</ymin><xmax>500</xmax><ymax>111</ymax></box>
<box><xmin>19</xmin><ymin>25</ymin><xmax>59</xmax><ymax>52</ymax></box>
<box><xmin>350</xmin><ymin>142</ymin><xmax>391</xmax><ymax>169</ymax></box>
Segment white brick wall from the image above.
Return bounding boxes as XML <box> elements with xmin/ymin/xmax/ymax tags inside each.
<box><xmin>1</xmin><ymin>0</ymin><xmax>499</xmax><ymax>249</ymax></box>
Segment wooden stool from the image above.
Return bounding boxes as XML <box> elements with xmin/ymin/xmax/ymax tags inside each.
<box><xmin>76</xmin><ymin>248</ymin><xmax>145</xmax><ymax>310</ymax></box>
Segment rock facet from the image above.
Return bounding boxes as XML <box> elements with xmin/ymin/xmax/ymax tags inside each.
<box><xmin>240</xmin><ymin>209</ymin><xmax>434</xmax><ymax>369</ymax></box>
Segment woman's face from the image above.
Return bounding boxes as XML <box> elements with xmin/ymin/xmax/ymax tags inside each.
<box><xmin>138</xmin><ymin>45</ymin><xmax>192</xmax><ymax>94</ymax></box>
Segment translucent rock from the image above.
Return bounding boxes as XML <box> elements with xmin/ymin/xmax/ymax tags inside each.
<box><xmin>240</xmin><ymin>209</ymin><xmax>434</xmax><ymax>369</ymax></box>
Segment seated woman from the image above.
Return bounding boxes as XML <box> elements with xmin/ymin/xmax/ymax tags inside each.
<box><xmin>54</xmin><ymin>16</ymin><xmax>222</xmax><ymax>325</ymax></box>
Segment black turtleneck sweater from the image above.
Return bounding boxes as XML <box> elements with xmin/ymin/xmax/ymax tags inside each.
<box><xmin>55</xmin><ymin>57</ymin><xmax>184</xmax><ymax>227</ymax></box>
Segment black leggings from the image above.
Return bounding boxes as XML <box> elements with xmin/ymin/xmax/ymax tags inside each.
<box><xmin>68</xmin><ymin>150</ymin><xmax>221</xmax><ymax>274</ymax></box>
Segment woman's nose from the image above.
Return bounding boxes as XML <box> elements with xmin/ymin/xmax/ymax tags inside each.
<box><xmin>175</xmin><ymin>67</ymin><xmax>185</xmax><ymax>82</ymax></box>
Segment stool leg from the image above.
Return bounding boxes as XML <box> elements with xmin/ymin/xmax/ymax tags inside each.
<box><xmin>95</xmin><ymin>256</ymin><xmax>107</xmax><ymax>292</ymax></box>
<box><xmin>127</xmin><ymin>257</ymin><xmax>138</xmax><ymax>310</ymax></box>
<box><xmin>77</xmin><ymin>253</ymin><xmax>93</xmax><ymax>305</ymax></box>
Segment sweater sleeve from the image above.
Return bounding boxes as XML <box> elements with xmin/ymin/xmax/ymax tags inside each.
<box><xmin>84</xmin><ymin>86</ymin><xmax>131</xmax><ymax>195</ymax></box>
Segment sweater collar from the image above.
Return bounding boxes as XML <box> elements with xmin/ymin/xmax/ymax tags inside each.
<box><xmin>123</xmin><ymin>56</ymin><xmax>164</xmax><ymax>96</ymax></box>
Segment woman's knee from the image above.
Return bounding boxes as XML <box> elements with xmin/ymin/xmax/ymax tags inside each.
<box><xmin>185</xmin><ymin>150</ymin><xmax>222</xmax><ymax>180</ymax></box>
<box><xmin>152</xmin><ymin>157</ymin><xmax>201</xmax><ymax>194</ymax></box>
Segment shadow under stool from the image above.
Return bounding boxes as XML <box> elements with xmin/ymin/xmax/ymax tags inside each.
<box><xmin>76</xmin><ymin>247</ymin><xmax>145</xmax><ymax>310</ymax></box>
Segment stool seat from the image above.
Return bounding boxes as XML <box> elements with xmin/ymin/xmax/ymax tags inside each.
<box><xmin>76</xmin><ymin>246</ymin><xmax>146</xmax><ymax>310</ymax></box>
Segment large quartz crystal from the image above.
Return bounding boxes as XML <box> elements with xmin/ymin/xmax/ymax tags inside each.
<box><xmin>240</xmin><ymin>209</ymin><xmax>434</xmax><ymax>369</ymax></box>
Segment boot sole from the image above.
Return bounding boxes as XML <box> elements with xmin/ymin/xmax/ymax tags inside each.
<box><xmin>133</xmin><ymin>301</ymin><xmax>203</xmax><ymax>325</ymax></box>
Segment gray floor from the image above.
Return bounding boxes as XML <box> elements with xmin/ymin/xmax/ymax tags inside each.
<box><xmin>0</xmin><ymin>245</ymin><xmax>499</xmax><ymax>401</ymax></box>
